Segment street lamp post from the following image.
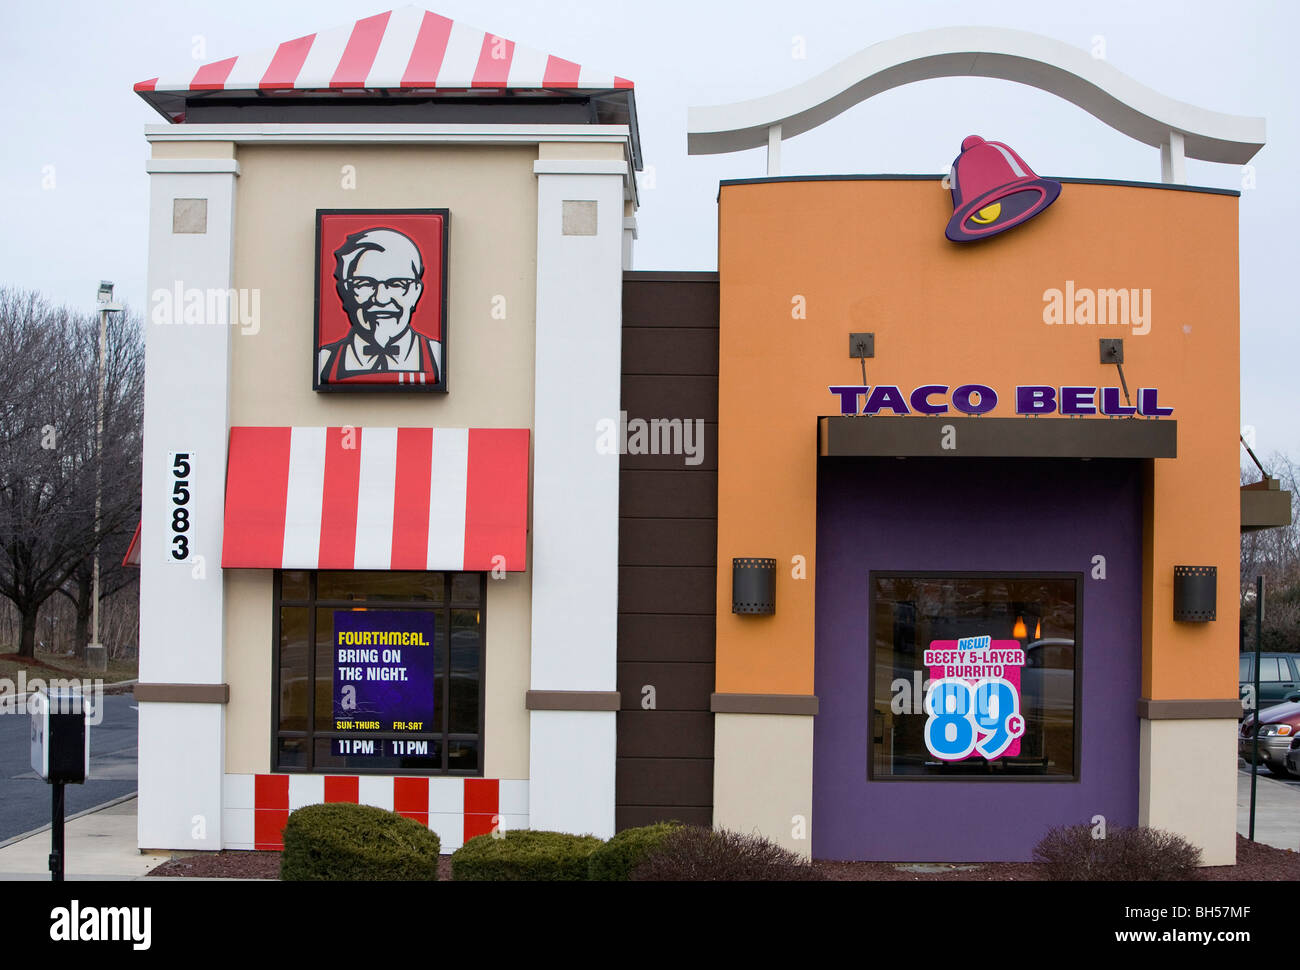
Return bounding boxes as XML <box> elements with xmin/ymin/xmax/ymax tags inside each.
<box><xmin>87</xmin><ymin>281</ymin><xmax>121</xmax><ymax>673</ymax></box>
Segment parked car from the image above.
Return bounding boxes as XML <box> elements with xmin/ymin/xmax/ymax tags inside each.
<box><xmin>1239</xmin><ymin>700</ymin><xmax>1300</xmax><ymax>776</ymax></box>
<box><xmin>1286</xmin><ymin>736</ymin><xmax>1300</xmax><ymax>777</ymax></box>
<box><xmin>1238</xmin><ymin>653</ymin><xmax>1300</xmax><ymax>716</ymax></box>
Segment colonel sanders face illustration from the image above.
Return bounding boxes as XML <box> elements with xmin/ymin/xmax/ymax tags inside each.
<box><xmin>316</xmin><ymin>225</ymin><xmax>443</xmax><ymax>386</ymax></box>
<box><xmin>335</xmin><ymin>227</ymin><xmax>425</xmax><ymax>347</ymax></box>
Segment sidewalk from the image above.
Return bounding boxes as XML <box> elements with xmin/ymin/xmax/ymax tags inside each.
<box><xmin>0</xmin><ymin>795</ymin><xmax>167</xmax><ymax>880</ymax></box>
<box><xmin>1237</xmin><ymin>765</ymin><xmax>1300</xmax><ymax>852</ymax></box>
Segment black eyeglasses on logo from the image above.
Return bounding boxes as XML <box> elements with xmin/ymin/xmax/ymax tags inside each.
<box><xmin>344</xmin><ymin>277</ymin><xmax>420</xmax><ymax>300</ymax></box>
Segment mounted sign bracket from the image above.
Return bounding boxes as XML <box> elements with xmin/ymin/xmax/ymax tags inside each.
<box><xmin>1099</xmin><ymin>338</ymin><xmax>1133</xmax><ymax>409</ymax></box>
<box><xmin>850</xmin><ymin>333</ymin><xmax>874</xmax><ymax>386</ymax></box>
<box><xmin>849</xmin><ymin>333</ymin><xmax>875</xmax><ymax>359</ymax></box>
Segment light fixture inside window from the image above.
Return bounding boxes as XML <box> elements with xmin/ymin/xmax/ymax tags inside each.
<box><xmin>1035</xmin><ymin>618</ymin><xmax>1042</xmax><ymax>639</ymax></box>
<box><xmin>1012</xmin><ymin>616</ymin><xmax>1027</xmax><ymax>639</ymax></box>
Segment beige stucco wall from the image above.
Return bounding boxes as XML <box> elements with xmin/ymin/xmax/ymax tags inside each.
<box><xmin>151</xmin><ymin>140</ymin><xmax>236</xmax><ymax>159</ymax></box>
<box><xmin>713</xmin><ymin>713</ymin><xmax>815</xmax><ymax>858</ymax></box>
<box><xmin>193</xmin><ymin>140</ymin><xmax>543</xmax><ymax>779</ymax></box>
<box><xmin>1140</xmin><ymin>718</ymin><xmax>1238</xmax><ymax>866</ymax></box>
<box><xmin>225</xmin><ymin>570</ymin><xmax>273</xmax><ymax>774</ymax></box>
<box><xmin>537</xmin><ymin>141</ymin><xmax>625</xmax><ymax>161</ymax></box>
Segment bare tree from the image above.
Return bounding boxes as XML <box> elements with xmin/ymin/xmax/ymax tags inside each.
<box><xmin>1241</xmin><ymin>450</ymin><xmax>1300</xmax><ymax>651</ymax></box>
<box><xmin>57</xmin><ymin>524</ymin><xmax>138</xmax><ymax>659</ymax></box>
<box><xmin>0</xmin><ymin>289</ymin><xmax>143</xmax><ymax>658</ymax></box>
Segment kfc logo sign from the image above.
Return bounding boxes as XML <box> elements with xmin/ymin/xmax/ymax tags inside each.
<box><xmin>314</xmin><ymin>209</ymin><xmax>449</xmax><ymax>392</ymax></box>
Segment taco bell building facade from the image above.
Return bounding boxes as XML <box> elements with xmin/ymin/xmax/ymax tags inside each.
<box><xmin>132</xmin><ymin>12</ymin><xmax>1282</xmax><ymax>865</ymax></box>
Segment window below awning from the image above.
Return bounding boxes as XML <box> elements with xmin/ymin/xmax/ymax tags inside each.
<box><xmin>222</xmin><ymin>427</ymin><xmax>529</xmax><ymax>571</ymax></box>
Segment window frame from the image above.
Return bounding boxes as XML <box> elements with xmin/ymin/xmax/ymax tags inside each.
<box><xmin>270</xmin><ymin>569</ymin><xmax>487</xmax><ymax>776</ymax></box>
<box><xmin>866</xmin><ymin>570</ymin><xmax>1084</xmax><ymax>784</ymax></box>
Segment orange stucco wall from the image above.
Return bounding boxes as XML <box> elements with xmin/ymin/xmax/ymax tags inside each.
<box><xmin>716</xmin><ymin>177</ymin><xmax>1240</xmax><ymax>702</ymax></box>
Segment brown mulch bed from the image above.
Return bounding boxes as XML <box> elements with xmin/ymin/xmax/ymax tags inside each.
<box><xmin>148</xmin><ymin>834</ymin><xmax>1298</xmax><ymax>881</ymax></box>
<box><xmin>148</xmin><ymin>851</ymin><xmax>453</xmax><ymax>880</ymax></box>
<box><xmin>1198</xmin><ymin>834</ymin><xmax>1300</xmax><ymax>880</ymax></box>
<box><xmin>815</xmin><ymin>835</ymin><xmax>1300</xmax><ymax>881</ymax></box>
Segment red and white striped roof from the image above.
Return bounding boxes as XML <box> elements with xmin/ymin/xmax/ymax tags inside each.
<box><xmin>135</xmin><ymin>5</ymin><xmax>632</xmax><ymax>119</ymax></box>
<box><xmin>222</xmin><ymin>426</ymin><xmax>528</xmax><ymax>572</ymax></box>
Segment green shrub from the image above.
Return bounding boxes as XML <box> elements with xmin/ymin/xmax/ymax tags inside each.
<box><xmin>280</xmin><ymin>802</ymin><xmax>440</xmax><ymax>881</ymax></box>
<box><xmin>451</xmin><ymin>830</ymin><xmax>602</xmax><ymax>881</ymax></box>
<box><xmin>588</xmin><ymin>822</ymin><xmax>682</xmax><ymax>881</ymax></box>
<box><xmin>1033</xmin><ymin>823</ymin><xmax>1203</xmax><ymax>880</ymax></box>
<box><xmin>629</xmin><ymin>826</ymin><xmax>823</xmax><ymax>881</ymax></box>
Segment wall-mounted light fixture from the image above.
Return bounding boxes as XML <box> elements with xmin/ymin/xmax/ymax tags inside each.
<box><xmin>732</xmin><ymin>558</ymin><xmax>776</xmax><ymax>615</ymax></box>
<box><xmin>1173</xmin><ymin>565</ymin><xmax>1216</xmax><ymax>622</ymax></box>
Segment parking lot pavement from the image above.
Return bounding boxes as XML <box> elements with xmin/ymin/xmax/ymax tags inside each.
<box><xmin>1237</xmin><ymin>761</ymin><xmax>1300</xmax><ymax>852</ymax></box>
<box><xmin>0</xmin><ymin>692</ymin><xmax>138</xmax><ymax>842</ymax></box>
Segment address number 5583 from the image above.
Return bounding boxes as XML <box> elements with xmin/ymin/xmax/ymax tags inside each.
<box><xmin>167</xmin><ymin>451</ymin><xmax>194</xmax><ymax>563</ymax></box>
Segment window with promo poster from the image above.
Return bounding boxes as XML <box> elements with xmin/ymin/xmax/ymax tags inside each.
<box><xmin>869</xmin><ymin>573</ymin><xmax>1080</xmax><ymax>781</ymax></box>
<box><xmin>273</xmin><ymin>570</ymin><xmax>484</xmax><ymax>774</ymax></box>
<box><xmin>313</xmin><ymin>209</ymin><xmax>449</xmax><ymax>392</ymax></box>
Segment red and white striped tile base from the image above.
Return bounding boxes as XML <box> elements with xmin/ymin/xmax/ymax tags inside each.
<box><xmin>222</xmin><ymin>774</ymin><xmax>528</xmax><ymax>852</ymax></box>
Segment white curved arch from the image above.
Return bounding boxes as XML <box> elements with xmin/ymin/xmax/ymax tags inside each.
<box><xmin>687</xmin><ymin>27</ymin><xmax>1264</xmax><ymax>172</ymax></box>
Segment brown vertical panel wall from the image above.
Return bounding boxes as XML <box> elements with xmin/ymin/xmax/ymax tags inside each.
<box><xmin>617</xmin><ymin>272</ymin><xmax>719</xmax><ymax>830</ymax></box>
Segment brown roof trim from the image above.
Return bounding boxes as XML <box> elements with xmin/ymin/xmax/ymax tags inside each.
<box><xmin>711</xmin><ymin>692</ymin><xmax>818</xmax><ymax>715</ymax></box>
<box><xmin>525</xmin><ymin>690</ymin><xmax>621</xmax><ymax>711</ymax></box>
<box><xmin>623</xmin><ymin>271</ymin><xmax>719</xmax><ymax>282</ymax></box>
<box><xmin>134</xmin><ymin>683</ymin><xmax>229</xmax><ymax>704</ymax></box>
<box><xmin>1138</xmin><ymin>698</ymin><xmax>1242</xmax><ymax>719</ymax></box>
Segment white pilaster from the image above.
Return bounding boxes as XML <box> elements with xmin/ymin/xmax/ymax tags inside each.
<box><xmin>1160</xmin><ymin>131</ymin><xmax>1186</xmax><ymax>184</ymax></box>
<box><xmin>528</xmin><ymin>158</ymin><xmax>626</xmax><ymax>838</ymax></box>
<box><xmin>137</xmin><ymin>156</ymin><xmax>238</xmax><ymax>850</ymax></box>
<box><xmin>622</xmin><ymin>216</ymin><xmax>638</xmax><ymax>271</ymax></box>
<box><xmin>767</xmin><ymin>123</ymin><xmax>782</xmax><ymax>176</ymax></box>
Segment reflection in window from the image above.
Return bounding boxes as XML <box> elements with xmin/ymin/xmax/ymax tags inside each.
<box><xmin>871</xmin><ymin>575</ymin><xmax>1079</xmax><ymax>780</ymax></box>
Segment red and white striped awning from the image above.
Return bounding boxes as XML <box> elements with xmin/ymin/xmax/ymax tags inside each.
<box><xmin>222</xmin><ymin>427</ymin><xmax>528</xmax><ymax>572</ymax></box>
<box><xmin>123</xmin><ymin>522</ymin><xmax>141</xmax><ymax>568</ymax></box>
<box><xmin>135</xmin><ymin>5</ymin><xmax>632</xmax><ymax>120</ymax></box>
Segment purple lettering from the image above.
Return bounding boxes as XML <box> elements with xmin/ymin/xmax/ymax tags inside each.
<box><xmin>1060</xmin><ymin>386</ymin><xmax>1097</xmax><ymax>416</ymax></box>
<box><xmin>952</xmin><ymin>383</ymin><xmax>997</xmax><ymax>415</ymax></box>
<box><xmin>1137</xmin><ymin>388</ymin><xmax>1173</xmax><ymax>417</ymax></box>
<box><xmin>1099</xmin><ymin>387</ymin><xmax>1136</xmax><ymax>416</ymax></box>
<box><xmin>909</xmin><ymin>385</ymin><xmax>949</xmax><ymax>415</ymax></box>
<box><xmin>1016</xmin><ymin>385</ymin><xmax>1056</xmax><ymax>415</ymax></box>
<box><xmin>862</xmin><ymin>385</ymin><xmax>910</xmax><ymax>416</ymax></box>
<box><xmin>828</xmin><ymin>385</ymin><xmax>867</xmax><ymax>415</ymax></box>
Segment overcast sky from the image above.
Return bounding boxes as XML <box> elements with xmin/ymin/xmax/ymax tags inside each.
<box><xmin>3</xmin><ymin>0</ymin><xmax>1295</xmax><ymax>456</ymax></box>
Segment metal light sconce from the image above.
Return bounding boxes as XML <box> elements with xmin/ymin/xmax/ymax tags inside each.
<box><xmin>732</xmin><ymin>558</ymin><xmax>776</xmax><ymax>615</ymax></box>
<box><xmin>1173</xmin><ymin>566</ymin><xmax>1216</xmax><ymax>622</ymax></box>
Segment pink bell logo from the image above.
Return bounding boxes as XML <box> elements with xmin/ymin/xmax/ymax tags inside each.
<box><xmin>945</xmin><ymin>135</ymin><xmax>1061</xmax><ymax>242</ymax></box>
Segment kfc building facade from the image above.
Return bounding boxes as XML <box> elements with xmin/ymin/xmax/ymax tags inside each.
<box><xmin>134</xmin><ymin>6</ymin><xmax>637</xmax><ymax>852</ymax></box>
<box><xmin>133</xmin><ymin>12</ymin><xmax>1283</xmax><ymax>865</ymax></box>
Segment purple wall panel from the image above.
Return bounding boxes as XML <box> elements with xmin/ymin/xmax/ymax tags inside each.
<box><xmin>813</xmin><ymin>457</ymin><xmax>1143</xmax><ymax>861</ymax></box>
